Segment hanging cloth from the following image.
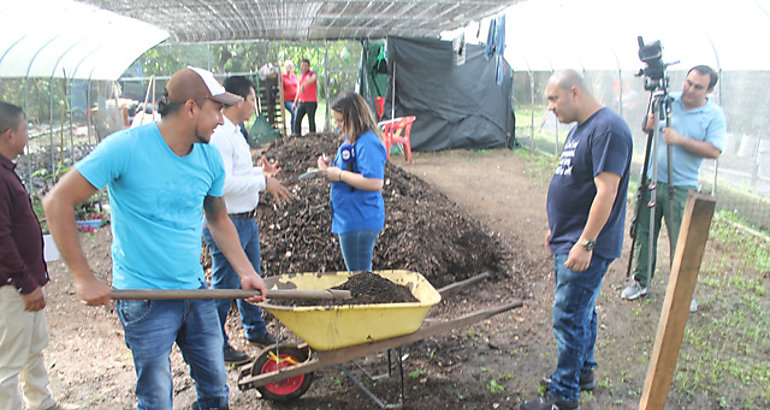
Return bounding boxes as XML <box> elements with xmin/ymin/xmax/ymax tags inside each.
<box><xmin>495</xmin><ymin>14</ymin><xmax>506</xmax><ymax>85</ymax></box>
<box><xmin>484</xmin><ymin>17</ymin><xmax>497</xmax><ymax>58</ymax></box>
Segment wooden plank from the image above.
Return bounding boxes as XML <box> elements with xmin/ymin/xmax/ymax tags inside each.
<box><xmin>111</xmin><ymin>288</ymin><xmax>351</xmax><ymax>301</ymax></box>
<box><xmin>237</xmin><ymin>301</ymin><xmax>523</xmax><ymax>388</ymax></box>
<box><xmin>278</xmin><ymin>66</ymin><xmax>287</xmax><ymax>136</ymax></box>
<box><xmin>638</xmin><ymin>191</ymin><xmax>716</xmax><ymax>410</ymax></box>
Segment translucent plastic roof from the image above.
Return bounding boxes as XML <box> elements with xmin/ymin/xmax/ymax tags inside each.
<box><xmin>1</xmin><ymin>0</ymin><xmax>518</xmax><ymax>80</ymax></box>
<box><xmin>78</xmin><ymin>0</ymin><xmax>520</xmax><ymax>43</ymax></box>
<box><xmin>497</xmin><ymin>0</ymin><xmax>770</xmax><ymax>71</ymax></box>
<box><xmin>0</xmin><ymin>0</ymin><xmax>169</xmax><ymax>80</ymax></box>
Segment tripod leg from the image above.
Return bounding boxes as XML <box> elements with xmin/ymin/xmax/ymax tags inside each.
<box><xmin>645</xmin><ymin>93</ymin><xmax>667</xmax><ymax>292</ymax></box>
<box><xmin>627</xmin><ymin>126</ymin><xmax>655</xmax><ymax>279</ymax></box>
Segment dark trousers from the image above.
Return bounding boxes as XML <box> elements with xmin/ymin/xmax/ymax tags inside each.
<box><xmin>294</xmin><ymin>101</ymin><xmax>317</xmax><ymax>134</ymax></box>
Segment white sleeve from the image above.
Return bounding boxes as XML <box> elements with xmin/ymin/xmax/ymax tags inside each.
<box><xmin>252</xmin><ymin>167</ymin><xmax>267</xmax><ymax>192</ymax></box>
<box><xmin>211</xmin><ymin>131</ymin><xmax>260</xmax><ymax>198</ymax></box>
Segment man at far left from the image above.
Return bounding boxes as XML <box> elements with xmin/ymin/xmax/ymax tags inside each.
<box><xmin>0</xmin><ymin>102</ymin><xmax>66</xmax><ymax>410</ymax></box>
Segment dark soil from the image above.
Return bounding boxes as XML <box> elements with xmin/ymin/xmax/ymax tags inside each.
<box><xmin>214</xmin><ymin>132</ymin><xmax>516</xmax><ymax>288</ymax></box>
<box><xmin>276</xmin><ymin>271</ymin><xmax>419</xmax><ymax>307</ymax></box>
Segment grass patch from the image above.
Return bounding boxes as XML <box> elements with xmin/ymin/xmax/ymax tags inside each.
<box><xmin>672</xmin><ymin>211</ymin><xmax>770</xmax><ymax>408</ymax></box>
<box><xmin>513</xmin><ymin>148</ymin><xmax>556</xmax><ymax>184</ymax></box>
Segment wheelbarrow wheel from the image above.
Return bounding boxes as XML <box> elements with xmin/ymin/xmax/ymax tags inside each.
<box><xmin>253</xmin><ymin>345</ymin><xmax>314</xmax><ymax>401</ymax></box>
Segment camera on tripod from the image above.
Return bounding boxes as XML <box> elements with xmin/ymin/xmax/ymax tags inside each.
<box><xmin>636</xmin><ymin>36</ymin><xmax>675</xmax><ymax>90</ymax></box>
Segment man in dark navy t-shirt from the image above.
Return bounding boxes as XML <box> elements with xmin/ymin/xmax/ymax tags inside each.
<box><xmin>521</xmin><ymin>70</ymin><xmax>633</xmax><ymax>410</ymax></box>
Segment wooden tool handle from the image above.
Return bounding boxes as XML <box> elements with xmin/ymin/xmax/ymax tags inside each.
<box><xmin>111</xmin><ymin>289</ymin><xmax>351</xmax><ymax>301</ymax></box>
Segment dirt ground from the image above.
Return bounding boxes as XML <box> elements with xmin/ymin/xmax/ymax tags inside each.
<box><xmin>43</xmin><ymin>148</ymin><xmax>693</xmax><ymax>409</ymax></box>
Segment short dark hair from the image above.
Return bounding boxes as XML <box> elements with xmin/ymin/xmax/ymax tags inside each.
<box><xmin>222</xmin><ymin>76</ymin><xmax>255</xmax><ymax>106</ymax></box>
<box><xmin>688</xmin><ymin>65</ymin><xmax>718</xmax><ymax>90</ymax></box>
<box><xmin>158</xmin><ymin>89</ymin><xmax>183</xmax><ymax>118</ymax></box>
<box><xmin>0</xmin><ymin>102</ymin><xmax>24</xmax><ymax>135</ymax></box>
<box><xmin>301</xmin><ymin>59</ymin><xmax>310</xmax><ymax>66</ymax></box>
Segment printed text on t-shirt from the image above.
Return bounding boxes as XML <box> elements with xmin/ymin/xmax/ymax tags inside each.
<box><xmin>554</xmin><ymin>139</ymin><xmax>579</xmax><ymax>176</ymax></box>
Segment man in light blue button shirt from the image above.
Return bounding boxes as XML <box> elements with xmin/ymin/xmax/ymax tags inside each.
<box><xmin>622</xmin><ymin>65</ymin><xmax>726</xmax><ymax>311</ymax></box>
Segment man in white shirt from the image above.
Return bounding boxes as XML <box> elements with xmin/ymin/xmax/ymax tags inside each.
<box><xmin>202</xmin><ymin>76</ymin><xmax>290</xmax><ymax>363</ymax></box>
<box><xmin>130</xmin><ymin>103</ymin><xmax>161</xmax><ymax>128</ymax></box>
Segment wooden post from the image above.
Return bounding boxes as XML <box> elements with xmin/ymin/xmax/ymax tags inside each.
<box><xmin>278</xmin><ymin>65</ymin><xmax>286</xmax><ymax>136</ymax></box>
<box><xmin>638</xmin><ymin>191</ymin><xmax>716</xmax><ymax>410</ymax></box>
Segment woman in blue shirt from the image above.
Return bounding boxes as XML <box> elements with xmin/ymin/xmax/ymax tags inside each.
<box><xmin>317</xmin><ymin>92</ymin><xmax>387</xmax><ymax>271</ymax></box>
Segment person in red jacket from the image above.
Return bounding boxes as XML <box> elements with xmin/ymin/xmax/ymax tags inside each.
<box><xmin>293</xmin><ymin>59</ymin><xmax>318</xmax><ymax>136</ymax></box>
<box><xmin>0</xmin><ymin>102</ymin><xmax>64</xmax><ymax>410</ymax></box>
<box><xmin>281</xmin><ymin>60</ymin><xmax>299</xmax><ymax>135</ymax></box>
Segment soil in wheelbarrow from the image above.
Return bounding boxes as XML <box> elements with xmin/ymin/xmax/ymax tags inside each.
<box><xmin>273</xmin><ymin>271</ymin><xmax>419</xmax><ymax>307</ymax></box>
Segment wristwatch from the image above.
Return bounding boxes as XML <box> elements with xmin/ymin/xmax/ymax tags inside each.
<box><xmin>577</xmin><ymin>238</ymin><xmax>597</xmax><ymax>251</ymax></box>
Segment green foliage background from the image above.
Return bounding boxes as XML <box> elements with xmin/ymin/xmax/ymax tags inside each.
<box><xmin>0</xmin><ymin>40</ymin><xmax>363</xmax><ymax>132</ymax></box>
<box><xmin>134</xmin><ymin>40</ymin><xmax>362</xmax><ymax>105</ymax></box>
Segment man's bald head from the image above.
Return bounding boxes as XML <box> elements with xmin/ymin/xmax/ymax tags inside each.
<box><xmin>547</xmin><ymin>69</ymin><xmax>590</xmax><ymax>95</ymax></box>
<box><xmin>545</xmin><ymin>69</ymin><xmax>602</xmax><ymax>125</ymax></box>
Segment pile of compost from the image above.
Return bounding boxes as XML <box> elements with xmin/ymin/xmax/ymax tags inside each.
<box><xmin>205</xmin><ymin>132</ymin><xmax>513</xmax><ymax>288</ymax></box>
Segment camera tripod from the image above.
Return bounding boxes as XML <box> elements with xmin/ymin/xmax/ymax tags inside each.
<box><xmin>625</xmin><ymin>75</ymin><xmax>675</xmax><ymax>287</ymax></box>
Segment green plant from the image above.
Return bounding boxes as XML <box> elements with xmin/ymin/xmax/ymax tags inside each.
<box><xmin>409</xmin><ymin>369</ymin><xmax>426</xmax><ymax>379</ymax></box>
<box><xmin>672</xmin><ymin>248</ymin><xmax>770</xmax><ymax>409</ymax></box>
<box><xmin>488</xmin><ymin>379</ymin><xmax>504</xmax><ymax>395</ymax></box>
<box><xmin>30</xmin><ymin>196</ymin><xmax>49</xmax><ymax>234</ymax></box>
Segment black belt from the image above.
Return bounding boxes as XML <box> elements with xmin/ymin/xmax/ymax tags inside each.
<box><xmin>229</xmin><ymin>208</ymin><xmax>257</xmax><ymax>219</ymax></box>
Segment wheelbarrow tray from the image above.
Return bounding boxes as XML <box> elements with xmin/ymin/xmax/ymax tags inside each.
<box><xmin>261</xmin><ymin>270</ymin><xmax>441</xmax><ymax>351</ymax></box>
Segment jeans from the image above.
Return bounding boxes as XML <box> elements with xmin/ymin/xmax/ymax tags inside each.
<box><xmin>632</xmin><ymin>183</ymin><xmax>695</xmax><ymax>287</ymax></box>
<box><xmin>338</xmin><ymin>229</ymin><xmax>379</xmax><ymax>271</ymax></box>
<box><xmin>202</xmin><ymin>216</ymin><xmax>267</xmax><ymax>342</ymax></box>
<box><xmin>116</xmin><ymin>292</ymin><xmax>228</xmax><ymax>410</ymax></box>
<box><xmin>294</xmin><ymin>101</ymin><xmax>317</xmax><ymax>134</ymax></box>
<box><xmin>549</xmin><ymin>253</ymin><xmax>612</xmax><ymax>401</ymax></box>
<box><xmin>284</xmin><ymin>100</ymin><xmax>296</xmax><ymax>134</ymax></box>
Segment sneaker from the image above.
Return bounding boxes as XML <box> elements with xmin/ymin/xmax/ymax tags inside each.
<box><xmin>689</xmin><ymin>299</ymin><xmax>698</xmax><ymax>313</ymax></box>
<box><xmin>621</xmin><ymin>280</ymin><xmax>648</xmax><ymax>300</ymax></box>
<box><xmin>521</xmin><ymin>393</ymin><xmax>579</xmax><ymax>410</ymax></box>
<box><xmin>540</xmin><ymin>370</ymin><xmax>596</xmax><ymax>392</ymax></box>
<box><xmin>223</xmin><ymin>345</ymin><xmax>250</xmax><ymax>364</ymax></box>
<box><xmin>247</xmin><ymin>332</ymin><xmax>277</xmax><ymax>347</ymax></box>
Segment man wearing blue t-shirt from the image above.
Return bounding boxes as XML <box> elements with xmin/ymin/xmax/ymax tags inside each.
<box><xmin>522</xmin><ymin>70</ymin><xmax>632</xmax><ymax>410</ymax></box>
<box><xmin>621</xmin><ymin>65</ymin><xmax>725</xmax><ymax>313</ymax></box>
<box><xmin>44</xmin><ymin>67</ymin><xmax>268</xmax><ymax>410</ymax></box>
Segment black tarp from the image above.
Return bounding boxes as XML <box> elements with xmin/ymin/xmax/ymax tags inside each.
<box><xmin>359</xmin><ymin>36</ymin><xmax>515</xmax><ymax>151</ymax></box>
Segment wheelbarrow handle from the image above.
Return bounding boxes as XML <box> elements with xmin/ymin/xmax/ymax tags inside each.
<box><xmin>111</xmin><ymin>289</ymin><xmax>352</xmax><ymax>301</ymax></box>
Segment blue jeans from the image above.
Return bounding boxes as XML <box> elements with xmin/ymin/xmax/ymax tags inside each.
<box><xmin>549</xmin><ymin>253</ymin><xmax>612</xmax><ymax>401</ymax></box>
<box><xmin>338</xmin><ymin>229</ymin><xmax>379</xmax><ymax>271</ymax></box>
<box><xmin>202</xmin><ymin>217</ymin><xmax>267</xmax><ymax>343</ymax></box>
<box><xmin>284</xmin><ymin>100</ymin><xmax>296</xmax><ymax>133</ymax></box>
<box><xmin>116</xmin><ymin>293</ymin><xmax>228</xmax><ymax>410</ymax></box>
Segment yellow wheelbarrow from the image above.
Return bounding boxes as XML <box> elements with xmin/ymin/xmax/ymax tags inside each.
<box><xmin>235</xmin><ymin>270</ymin><xmax>523</xmax><ymax>405</ymax></box>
